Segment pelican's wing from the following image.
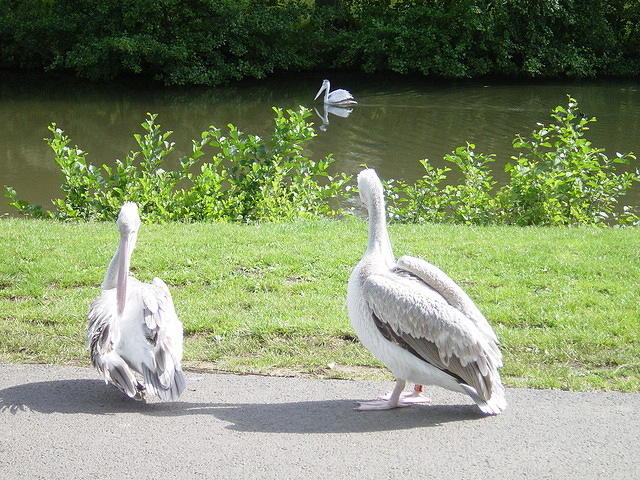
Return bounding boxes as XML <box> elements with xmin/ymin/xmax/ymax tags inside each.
<box><xmin>87</xmin><ymin>291</ymin><xmax>141</xmax><ymax>398</ymax></box>
<box><xmin>139</xmin><ymin>278</ymin><xmax>186</xmax><ymax>401</ymax></box>
<box><xmin>362</xmin><ymin>271</ymin><xmax>502</xmax><ymax>402</ymax></box>
<box><xmin>396</xmin><ymin>255</ymin><xmax>499</xmax><ymax>344</ymax></box>
<box><xmin>327</xmin><ymin>89</ymin><xmax>357</xmax><ymax>104</ymax></box>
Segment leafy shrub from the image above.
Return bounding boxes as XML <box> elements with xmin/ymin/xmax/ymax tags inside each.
<box><xmin>443</xmin><ymin>145</ymin><xmax>498</xmax><ymax>225</ymax></box>
<box><xmin>498</xmin><ymin>97</ymin><xmax>639</xmax><ymax>226</ymax></box>
<box><xmin>387</xmin><ymin>146</ymin><xmax>498</xmax><ymax>225</ymax></box>
<box><xmin>5</xmin><ymin>107</ymin><xmax>352</xmax><ymax>222</ymax></box>
<box><xmin>387</xmin><ymin>97</ymin><xmax>639</xmax><ymax>226</ymax></box>
<box><xmin>386</xmin><ymin>160</ymin><xmax>451</xmax><ymax>224</ymax></box>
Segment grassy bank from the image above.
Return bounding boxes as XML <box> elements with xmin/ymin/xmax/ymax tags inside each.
<box><xmin>1</xmin><ymin>218</ymin><xmax>638</xmax><ymax>392</ymax></box>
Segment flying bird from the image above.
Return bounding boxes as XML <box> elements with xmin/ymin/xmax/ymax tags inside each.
<box><xmin>87</xmin><ymin>202</ymin><xmax>186</xmax><ymax>401</ymax></box>
<box><xmin>314</xmin><ymin>79</ymin><xmax>357</xmax><ymax>106</ymax></box>
<box><xmin>347</xmin><ymin>169</ymin><xmax>506</xmax><ymax>414</ymax></box>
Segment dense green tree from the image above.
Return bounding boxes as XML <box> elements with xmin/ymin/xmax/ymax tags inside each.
<box><xmin>1</xmin><ymin>0</ymin><xmax>638</xmax><ymax>85</ymax></box>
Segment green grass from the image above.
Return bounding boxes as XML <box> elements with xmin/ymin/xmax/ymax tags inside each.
<box><xmin>1</xmin><ymin>218</ymin><xmax>638</xmax><ymax>392</ymax></box>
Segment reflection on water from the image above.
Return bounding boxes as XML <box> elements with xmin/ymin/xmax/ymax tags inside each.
<box><xmin>314</xmin><ymin>104</ymin><xmax>353</xmax><ymax>131</ymax></box>
<box><xmin>1</xmin><ymin>72</ymin><xmax>639</xmax><ymax>214</ymax></box>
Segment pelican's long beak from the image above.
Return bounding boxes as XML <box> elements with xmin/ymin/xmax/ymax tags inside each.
<box><xmin>314</xmin><ymin>85</ymin><xmax>325</xmax><ymax>101</ymax></box>
<box><xmin>116</xmin><ymin>232</ymin><xmax>135</xmax><ymax>316</ymax></box>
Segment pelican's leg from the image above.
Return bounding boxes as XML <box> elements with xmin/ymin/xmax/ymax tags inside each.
<box><xmin>404</xmin><ymin>384</ymin><xmax>431</xmax><ymax>403</ymax></box>
<box><xmin>378</xmin><ymin>383</ymin><xmax>431</xmax><ymax>404</ymax></box>
<box><xmin>355</xmin><ymin>379</ymin><xmax>408</xmax><ymax>411</ymax></box>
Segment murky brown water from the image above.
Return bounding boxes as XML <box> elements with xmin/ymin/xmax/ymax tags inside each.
<box><xmin>1</xmin><ymin>73</ymin><xmax>639</xmax><ymax>215</ymax></box>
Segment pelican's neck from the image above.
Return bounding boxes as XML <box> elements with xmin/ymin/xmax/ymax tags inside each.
<box><xmin>101</xmin><ymin>244</ymin><xmax>121</xmax><ymax>290</ymax></box>
<box><xmin>365</xmin><ymin>193</ymin><xmax>393</xmax><ymax>262</ymax></box>
<box><xmin>115</xmin><ymin>231</ymin><xmax>134</xmax><ymax>315</ymax></box>
<box><xmin>101</xmin><ymin>230</ymin><xmax>134</xmax><ymax>290</ymax></box>
<box><xmin>323</xmin><ymin>82</ymin><xmax>330</xmax><ymax>103</ymax></box>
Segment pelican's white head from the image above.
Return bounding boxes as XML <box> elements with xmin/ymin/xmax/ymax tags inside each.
<box><xmin>357</xmin><ymin>168</ymin><xmax>384</xmax><ymax>208</ymax></box>
<box><xmin>314</xmin><ymin>79</ymin><xmax>330</xmax><ymax>100</ymax></box>
<box><xmin>117</xmin><ymin>202</ymin><xmax>141</xmax><ymax>236</ymax></box>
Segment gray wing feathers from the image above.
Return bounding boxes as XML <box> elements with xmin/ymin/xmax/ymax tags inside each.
<box><xmin>87</xmin><ymin>294</ymin><xmax>143</xmax><ymax>399</ymax></box>
<box><xmin>372</xmin><ymin>311</ymin><xmax>493</xmax><ymax>401</ymax></box>
<box><xmin>363</xmin><ymin>271</ymin><xmax>504</xmax><ymax>409</ymax></box>
<box><xmin>143</xmin><ymin>364</ymin><xmax>187</xmax><ymax>401</ymax></box>
<box><xmin>460</xmin><ymin>383</ymin><xmax>506</xmax><ymax>415</ymax></box>
<box><xmin>396</xmin><ymin>255</ymin><xmax>499</xmax><ymax>344</ymax></box>
<box><xmin>329</xmin><ymin>89</ymin><xmax>355</xmax><ymax>103</ymax></box>
<box><xmin>102</xmin><ymin>352</ymin><xmax>142</xmax><ymax>398</ymax></box>
<box><xmin>140</xmin><ymin>278</ymin><xmax>186</xmax><ymax>400</ymax></box>
<box><xmin>401</xmin><ymin>331</ymin><xmax>492</xmax><ymax>399</ymax></box>
<box><xmin>87</xmin><ymin>295</ymin><xmax>112</xmax><ymax>366</ymax></box>
<box><xmin>364</xmin><ymin>273</ymin><xmax>501</xmax><ymax>374</ymax></box>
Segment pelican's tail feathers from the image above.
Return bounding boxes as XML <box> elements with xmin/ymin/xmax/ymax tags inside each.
<box><xmin>101</xmin><ymin>352</ymin><xmax>143</xmax><ymax>400</ymax></box>
<box><xmin>173</xmin><ymin>369</ymin><xmax>187</xmax><ymax>398</ymax></box>
<box><xmin>461</xmin><ymin>381</ymin><xmax>507</xmax><ymax>415</ymax></box>
<box><xmin>142</xmin><ymin>364</ymin><xmax>186</xmax><ymax>401</ymax></box>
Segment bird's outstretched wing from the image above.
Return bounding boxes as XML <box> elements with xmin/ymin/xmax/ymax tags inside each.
<box><xmin>140</xmin><ymin>278</ymin><xmax>186</xmax><ymax>401</ymax></box>
<box><xmin>87</xmin><ymin>291</ymin><xmax>143</xmax><ymax>399</ymax></box>
<box><xmin>362</xmin><ymin>271</ymin><xmax>502</xmax><ymax>402</ymax></box>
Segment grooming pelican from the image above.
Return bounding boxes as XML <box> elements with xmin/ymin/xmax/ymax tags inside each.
<box><xmin>347</xmin><ymin>169</ymin><xmax>506</xmax><ymax>414</ymax></box>
<box><xmin>87</xmin><ymin>202</ymin><xmax>186</xmax><ymax>401</ymax></box>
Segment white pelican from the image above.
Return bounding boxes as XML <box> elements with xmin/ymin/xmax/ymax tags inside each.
<box><xmin>347</xmin><ymin>169</ymin><xmax>506</xmax><ymax>414</ymax></box>
<box><xmin>314</xmin><ymin>79</ymin><xmax>357</xmax><ymax>106</ymax></box>
<box><xmin>87</xmin><ymin>202</ymin><xmax>186</xmax><ymax>401</ymax></box>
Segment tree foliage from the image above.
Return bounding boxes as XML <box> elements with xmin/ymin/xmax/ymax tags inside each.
<box><xmin>1</xmin><ymin>0</ymin><xmax>638</xmax><ymax>85</ymax></box>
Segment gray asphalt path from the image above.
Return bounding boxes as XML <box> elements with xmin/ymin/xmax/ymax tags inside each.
<box><xmin>0</xmin><ymin>364</ymin><xmax>638</xmax><ymax>479</ymax></box>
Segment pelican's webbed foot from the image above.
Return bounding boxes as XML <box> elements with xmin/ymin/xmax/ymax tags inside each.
<box><xmin>355</xmin><ymin>379</ymin><xmax>428</xmax><ymax>411</ymax></box>
<box><xmin>355</xmin><ymin>398</ymin><xmax>410</xmax><ymax>411</ymax></box>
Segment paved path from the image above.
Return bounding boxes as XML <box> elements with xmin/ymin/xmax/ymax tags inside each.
<box><xmin>0</xmin><ymin>364</ymin><xmax>638</xmax><ymax>479</ymax></box>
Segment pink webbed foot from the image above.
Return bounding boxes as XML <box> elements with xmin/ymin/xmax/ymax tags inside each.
<box><xmin>355</xmin><ymin>398</ymin><xmax>410</xmax><ymax>411</ymax></box>
<box><xmin>355</xmin><ymin>379</ymin><xmax>429</xmax><ymax>411</ymax></box>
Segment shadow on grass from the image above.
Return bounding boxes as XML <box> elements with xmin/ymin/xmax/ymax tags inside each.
<box><xmin>0</xmin><ymin>378</ymin><xmax>486</xmax><ymax>433</ymax></box>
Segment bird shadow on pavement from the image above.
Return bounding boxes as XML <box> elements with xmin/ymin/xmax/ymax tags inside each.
<box><xmin>0</xmin><ymin>378</ymin><xmax>487</xmax><ymax>433</ymax></box>
<box><xmin>192</xmin><ymin>399</ymin><xmax>487</xmax><ymax>433</ymax></box>
<box><xmin>0</xmin><ymin>379</ymin><xmax>162</xmax><ymax>415</ymax></box>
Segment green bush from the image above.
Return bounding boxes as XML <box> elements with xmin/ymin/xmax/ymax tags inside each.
<box><xmin>387</xmin><ymin>146</ymin><xmax>499</xmax><ymax>225</ymax></box>
<box><xmin>498</xmin><ymin>98</ymin><xmax>639</xmax><ymax>225</ymax></box>
<box><xmin>5</xmin><ymin>106</ymin><xmax>352</xmax><ymax>222</ymax></box>
<box><xmin>387</xmin><ymin>97</ymin><xmax>639</xmax><ymax>226</ymax></box>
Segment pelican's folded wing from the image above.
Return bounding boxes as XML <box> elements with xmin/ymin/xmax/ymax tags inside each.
<box><xmin>362</xmin><ymin>272</ymin><xmax>502</xmax><ymax>402</ymax></box>
<box><xmin>87</xmin><ymin>291</ymin><xmax>115</xmax><ymax>364</ymax></box>
<box><xmin>396</xmin><ymin>255</ymin><xmax>499</xmax><ymax>344</ymax></box>
<box><xmin>87</xmin><ymin>291</ymin><xmax>139</xmax><ymax>398</ymax></box>
<box><xmin>328</xmin><ymin>89</ymin><xmax>357</xmax><ymax>105</ymax></box>
<box><xmin>140</xmin><ymin>278</ymin><xmax>186</xmax><ymax>401</ymax></box>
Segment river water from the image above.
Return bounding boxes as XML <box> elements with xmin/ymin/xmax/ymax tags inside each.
<box><xmin>1</xmin><ymin>72</ymin><xmax>638</xmax><ymax>215</ymax></box>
